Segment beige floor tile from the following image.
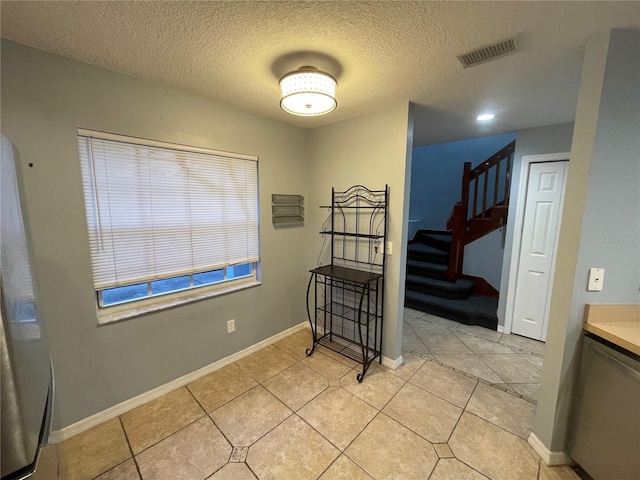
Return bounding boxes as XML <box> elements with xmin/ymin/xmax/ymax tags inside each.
<box><xmin>452</xmin><ymin>331</ymin><xmax>514</xmax><ymax>354</ymax></box>
<box><xmin>465</xmin><ymin>383</ymin><xmax>536</xmax><ymax>439</ymax></box>
<box><xmin>403</xmin><ymin>308</ymin><xmax>426</xmax><ymax>321</ymax></box>
<box><xmin>519</xmin><ymin>352</ymin><xmax>544</xmax><ymax>370</ymax></box>
<box><xmin>449</xmin><ymin>412</ymin><xmax>539</xmax><ymax>480</ymax></box>
<box><xmin>510</xmin><ymin>383</ymin><xmax>540</xmax><ymax>402</ymax></box>
<box><xmin>247</xmin><ymin>415</ymin><xmax>339</xmax><ymax>480</ymax></box>
<box><xmin>273</xmin><ymin>330</ymin><xmax>313</xmax><ymax>361</ymax></box>
<box><xmin>340</xmin><ymin>364</ymin><xmax>405</xmax><ymax>409</ymax></box>
<box><xmin>31</xmin><ymin>444</ymin><xmax>58</xmax><ymax>480</ymax></box>
<box><xmin>423</xmin><ymin>313</ymin><xmax>463</xmax><ymax>329</ymax></box>
<box><xmin>229</xmin><ymin>446</ymin><xmax>249</xmax><ymax>462</ymax></box>
<box><xmin>407</xmin><ymin>318</ymin><xmax>451</xmax><ymax>334</ymax></box>
<box><xmin>409</xmin><ymin>361</ymin><xmax>477</xmax><ymax>408</ymax></box>
<box><xmin>345</xmin><ymin>414</ymin><xmax>438</xmax><ymax>480</ymax></box>
<box><xmin>433</xmin><ymin>443</ymin><xmax>455</xmax><ymax>458</ymax></box>
<box><xmin>207</xmin><ymin>463</ymin><xmax>257</xmax><ymax>480</ymax></box>
<box><xmin>236</xmin><ymin>345</ymin><xmax>297</xmax><ymax>382</ymax></box>
<box><xmin>402</xmin><ymin>329</ymin><xmax>431</xmax><ymax>356</ymax></box>
<box><xmin>538</xmin><ymin>462</ymin><xmax>582</xmax><ymax>480</ymax></box>
<box><xmin>301</xmin><ymin>351</ymin><xmax>353</xmax><ymax>379</ymax></box>
<box><xmin>319</xmin><ymin>455</ymin><xmax>373</xmax><ymax>479</ymax></box>
<box><xmin>210</xmin><ymin>385</ymin><xmax>292</xmax><ymax>446</ymax></box>
<box><xmin>298</xmin><ymin>387</ymin><xmax>377</xmax><ymax>450</ymax></box>
<box><xmin>263</xmin><ymin>362</ymin><xmax>328</xmax><ymax>411</ymax></box>
<box><xmin>95</xmin><ymin>459</ymin><xmax>140</xmax><ymax>480</ymax></box>
<box><xmin>383</xmin><ymin>383</ymin><xmax>462</xmax><ymax>443</ymax></box>
<box><xmin>430</xmin><ymin>458</ymin><xmax>489</xmax><ymax>479</ymax></box>
<box><xmin>479</xmin><ymin>353</ymin><xmax>541</xmax><ymax>384</ymax></box>
<box><xmin>317</xmin><ymin>345</ymin><xmax>361</xmax><ymax>368</ymax></box>
<box><xmin>58</xmin><ymin>418</ymin><xmax>131</xmax><ymax>480</ymax></box>
<box><xmin>417</xmin><ymin>331</ymin><xmax>474</xmax><ymax>355</ymax></box>
<box><xmin>187</xmin><ymin>363</ymin><xmax>258</xmax><ymax>413</ymax></box>
<box><xmin>403</xmin><ymin>347</ymin><xmax>434</xmax><ymax>360</ymax></box>
<box><xmin>434</xmin><ymin>354</ymin><xmax>505</xmax><ymax>384</ymax></box>
<box><xmin>455</xmin><ymin>324</ymin><xmax>503</xmax><ymax>343</ymax></box>
<box><xmin>493</xmin><ymin>383</ymin><xmax>516</xmax><ymax>393</ymax></box>
<box><xmin>499</xmin><ymin>334</ymin><xmax>546</xmax><ymax>355</ymax></box>
<box><xmin>135</xmin><ymin>417</ymin><xmax>230</xmax><ymax>480</ymax></box>
<box><xmin>384</xmin><ymin>350</ymin><xmax>426</xmax><ymax>380</ymax></box>
<box><xmin>121</xmin><ymin>387</ymin><xmax>204</xmax><ymax>454</ymax></box>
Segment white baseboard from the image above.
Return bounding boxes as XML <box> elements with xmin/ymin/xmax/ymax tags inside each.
<box><xmin>497</xmin><ymin>325</ymin><xmax>505</xmax><ymax>333</ymax></box>
<box><xmin>49</xmin><ymin>322</ymin><xmax>308</xmax><ymax>444</ymax></box>
<box><xmin>382</xmin><ymin>354</ymin><xmax>403</xmax><ymax>369</ymax></box>
<box><xmin>528</xmin><ymin>432</ymin><xmax>573</xmax><ymax>466</ymax></box>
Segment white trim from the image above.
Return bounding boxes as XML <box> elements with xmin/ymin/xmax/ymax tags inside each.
<box><xmin>497</xmin><ymin>325</ymin><xmax>505</xmax><ymax>333</ymax></box>
<box><xmin>503</xmin><ymin>153</ymin><xmax>570</xmax><ymax>338</ymax></box>
<box><xmin>98</xmin><ymin>279</ymin><xmax>261</xmax><ymax>325</ymax></box>
<box><xmin>77</xmin><ymin>128</ymin><xmax>258</xmax><ymax>161</ymax></box>
<box><xmin>382</xmin><ymin>354</ymin><xmax>403</xmax><ymax>370</ymax></box>
<box><xmin>49</xmin><ymin>321</ymin><xmax>308</xmax><ymax>443</ymax></box>
<box><xmin>528</xmin><ymin>432</ymin><xmax>574</xmax><ymax>466</ymax></box>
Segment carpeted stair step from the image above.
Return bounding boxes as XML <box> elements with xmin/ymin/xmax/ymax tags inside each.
<box><xmin>405</xmin><ymin>274</ymin><xmax>475</xmax><ymax>300</ymax></box>
<box><xmin>405</xmin><ymin>290</ymin><xmax>498</xmax><ymax>330</ymax></box>
<box><xmin>407</xmin><ymin>243</ymin><xmax>449</xmax><ymax>265</ymax></box>
<box><xmin>414</xmin><ymin>230</ymin><xmax>452</xmax><ymax>252</ymax></box>
<box><xmin>406</xmin><ymin>259</ymin><xmax>448</xmax><ymax>281</ymax></box>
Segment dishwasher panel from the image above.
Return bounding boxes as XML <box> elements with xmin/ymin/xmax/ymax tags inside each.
<box><xmin>568</xmin><ymin>334</ymin><xmax>640</xmax><ymax>480</ymax></box>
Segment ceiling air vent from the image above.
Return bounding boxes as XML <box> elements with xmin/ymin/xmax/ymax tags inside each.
<box><xmin>457</xmin><ymin>38</ymin><xmax>519</xmax><ymax>68</ymax></box>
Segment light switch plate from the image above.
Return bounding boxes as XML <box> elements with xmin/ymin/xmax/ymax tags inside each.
<box><xmin>386</xmin><ymin>241</ymin><xmax>393</xmax><ymax>255</ymax></box>
<box><xmin>587</xmin><ymin>268</ymin><xmax>605</xmax><ymax>291</ymax></box>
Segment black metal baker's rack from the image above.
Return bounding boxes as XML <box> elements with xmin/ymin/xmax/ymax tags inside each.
<box><xmin>306</xmin><ymin>185</ymin><xmax>388</xmax><ymax>382</ymax></box>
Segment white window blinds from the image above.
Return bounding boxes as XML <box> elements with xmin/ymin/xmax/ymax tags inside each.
<box><xmin>77</xmin><ymin>130</ymin><xmax>259</xmax><ymax>290</ymax></box>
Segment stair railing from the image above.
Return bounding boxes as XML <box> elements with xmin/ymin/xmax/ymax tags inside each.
<box><xmin>446</xmin><ymin>141</ymin><xmax>515</xmax><ymax>282</ymax></box>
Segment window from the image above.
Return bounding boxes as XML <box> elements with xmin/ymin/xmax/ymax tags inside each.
<box><xmin>77</xmin><ymin>129</ymin><xmax>260</xmax><ymax>316</ymax></box>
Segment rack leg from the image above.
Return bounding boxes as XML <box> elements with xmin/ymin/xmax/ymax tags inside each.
<box><xmin>356</xmin><ymin>362</ymin><xmax>371</xmax><ymax>383</ymax></box>
<box><xmin>305</xmin><ymin>273</ymin><xmax>318</xmax><ymax>356</ymax></box>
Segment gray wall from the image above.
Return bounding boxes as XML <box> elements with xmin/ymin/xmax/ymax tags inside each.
<box><xmin>570</xmin><ymin>28</ymin><xmax>640</xmax><ymax>314</ymax></box>
<box><xmin>308</xmin><ymin>103</ymin><xmax>414</xmax><ymax>362</ymax></box>
<box><xmin>535</xmin><ymin>28</ymin><xmax>640</xmax><ymax>452</ymax></box>
<box><xmin>463</xmin><ymin>229</ymin><xmax>505</xmax><ymax>290</ymax></box>
<box><xmin>497</xmin><ymin>123</ymin><xmax>575</xmax><ymax>326</ymax></box>
<box><xmin>1</xmin><ymin>40</ymin><xmax>311</xmax><ymax>429</ymax></box>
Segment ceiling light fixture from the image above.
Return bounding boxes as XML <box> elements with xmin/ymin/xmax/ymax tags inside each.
<box><xmin>477</xmin><ymin>113</ymin><xmax>495</xmax><ymax>121</ymax></box>
<box><xmin>279</xmin><ymin>67</ymin><xmax>337</xmax><ymax>116</ymax></box>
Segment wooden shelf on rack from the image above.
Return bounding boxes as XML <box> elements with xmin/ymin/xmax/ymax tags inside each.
<box><xmin>319</xmin><ymin>231</ymin><xmax>384</xmax><ymax>239</ymax></box>
<box><xmin>310</xmin><ymin>264</ymin><xmax>382</xmax><ymax>284</ymax></box>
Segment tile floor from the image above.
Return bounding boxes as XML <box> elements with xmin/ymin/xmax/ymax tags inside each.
<box><xmin>35</xmin><ymin>309</ymin><xmax>582</xmax><ymax>480</ymax></box>
<box><xmin>402</xmin><ymin>308</ymin><xmax>544</xmax><ymax>404</ymax></box>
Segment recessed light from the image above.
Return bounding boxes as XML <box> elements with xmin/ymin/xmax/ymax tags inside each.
<box><xmin>477</xmin><ymin>113</ymin><xmax>495</xmax><ymax>121</ymax></box>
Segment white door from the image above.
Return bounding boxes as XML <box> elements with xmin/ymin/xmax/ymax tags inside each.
<box><xmin>512</xmin><ymin>161</ymin><xmax>568</xmax><ymax>340</ymax></box>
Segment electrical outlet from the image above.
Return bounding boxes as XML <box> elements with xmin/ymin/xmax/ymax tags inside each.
<box><xmin>386</xmin><ymin>241</ymin><xmax>393</xmax><ymax>255</ymax></box>
<box><xmin>227</xmin><ymin>319</ymin><xmax>236</xmax><ymax>333</ymax></box>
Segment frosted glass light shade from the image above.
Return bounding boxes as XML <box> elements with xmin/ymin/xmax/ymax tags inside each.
<box><xmin>279</xmin><ymin>69</ymin><xmax>337</xmax><ymax>116</ymax></box>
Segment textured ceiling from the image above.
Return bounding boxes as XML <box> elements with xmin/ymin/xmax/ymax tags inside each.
<box><xmin>1</xmin><ymin>1</ymin><xmax>639</xmax><ymax>146</ymax></box>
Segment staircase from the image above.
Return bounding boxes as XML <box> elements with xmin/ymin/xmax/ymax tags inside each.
<box><xmin>405</xmin><ymin>141</ymin><xmax>516</xmax><ymax>330</ymax></box>
<box><xmin>405</xmin><ymin>230</ymin><xmax>499</xmax><ymax>329</ymax></box>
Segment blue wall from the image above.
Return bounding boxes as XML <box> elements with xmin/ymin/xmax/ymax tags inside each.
<box><xmin>409</xmin><ymin>132</ymin><xmax>517</xmax><ymax>239</ymax></box>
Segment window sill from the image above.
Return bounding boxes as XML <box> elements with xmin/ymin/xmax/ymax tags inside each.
<box><xmin>97</xmin><ymin>279</ymin><xmax>261</xmax><ymax>325</ymax></box>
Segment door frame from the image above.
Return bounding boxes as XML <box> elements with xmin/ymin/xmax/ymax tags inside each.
<box><xmin>503</xmin><ymin>152</ymin><xmax>570</xmax><ymax>339</ymax></box>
